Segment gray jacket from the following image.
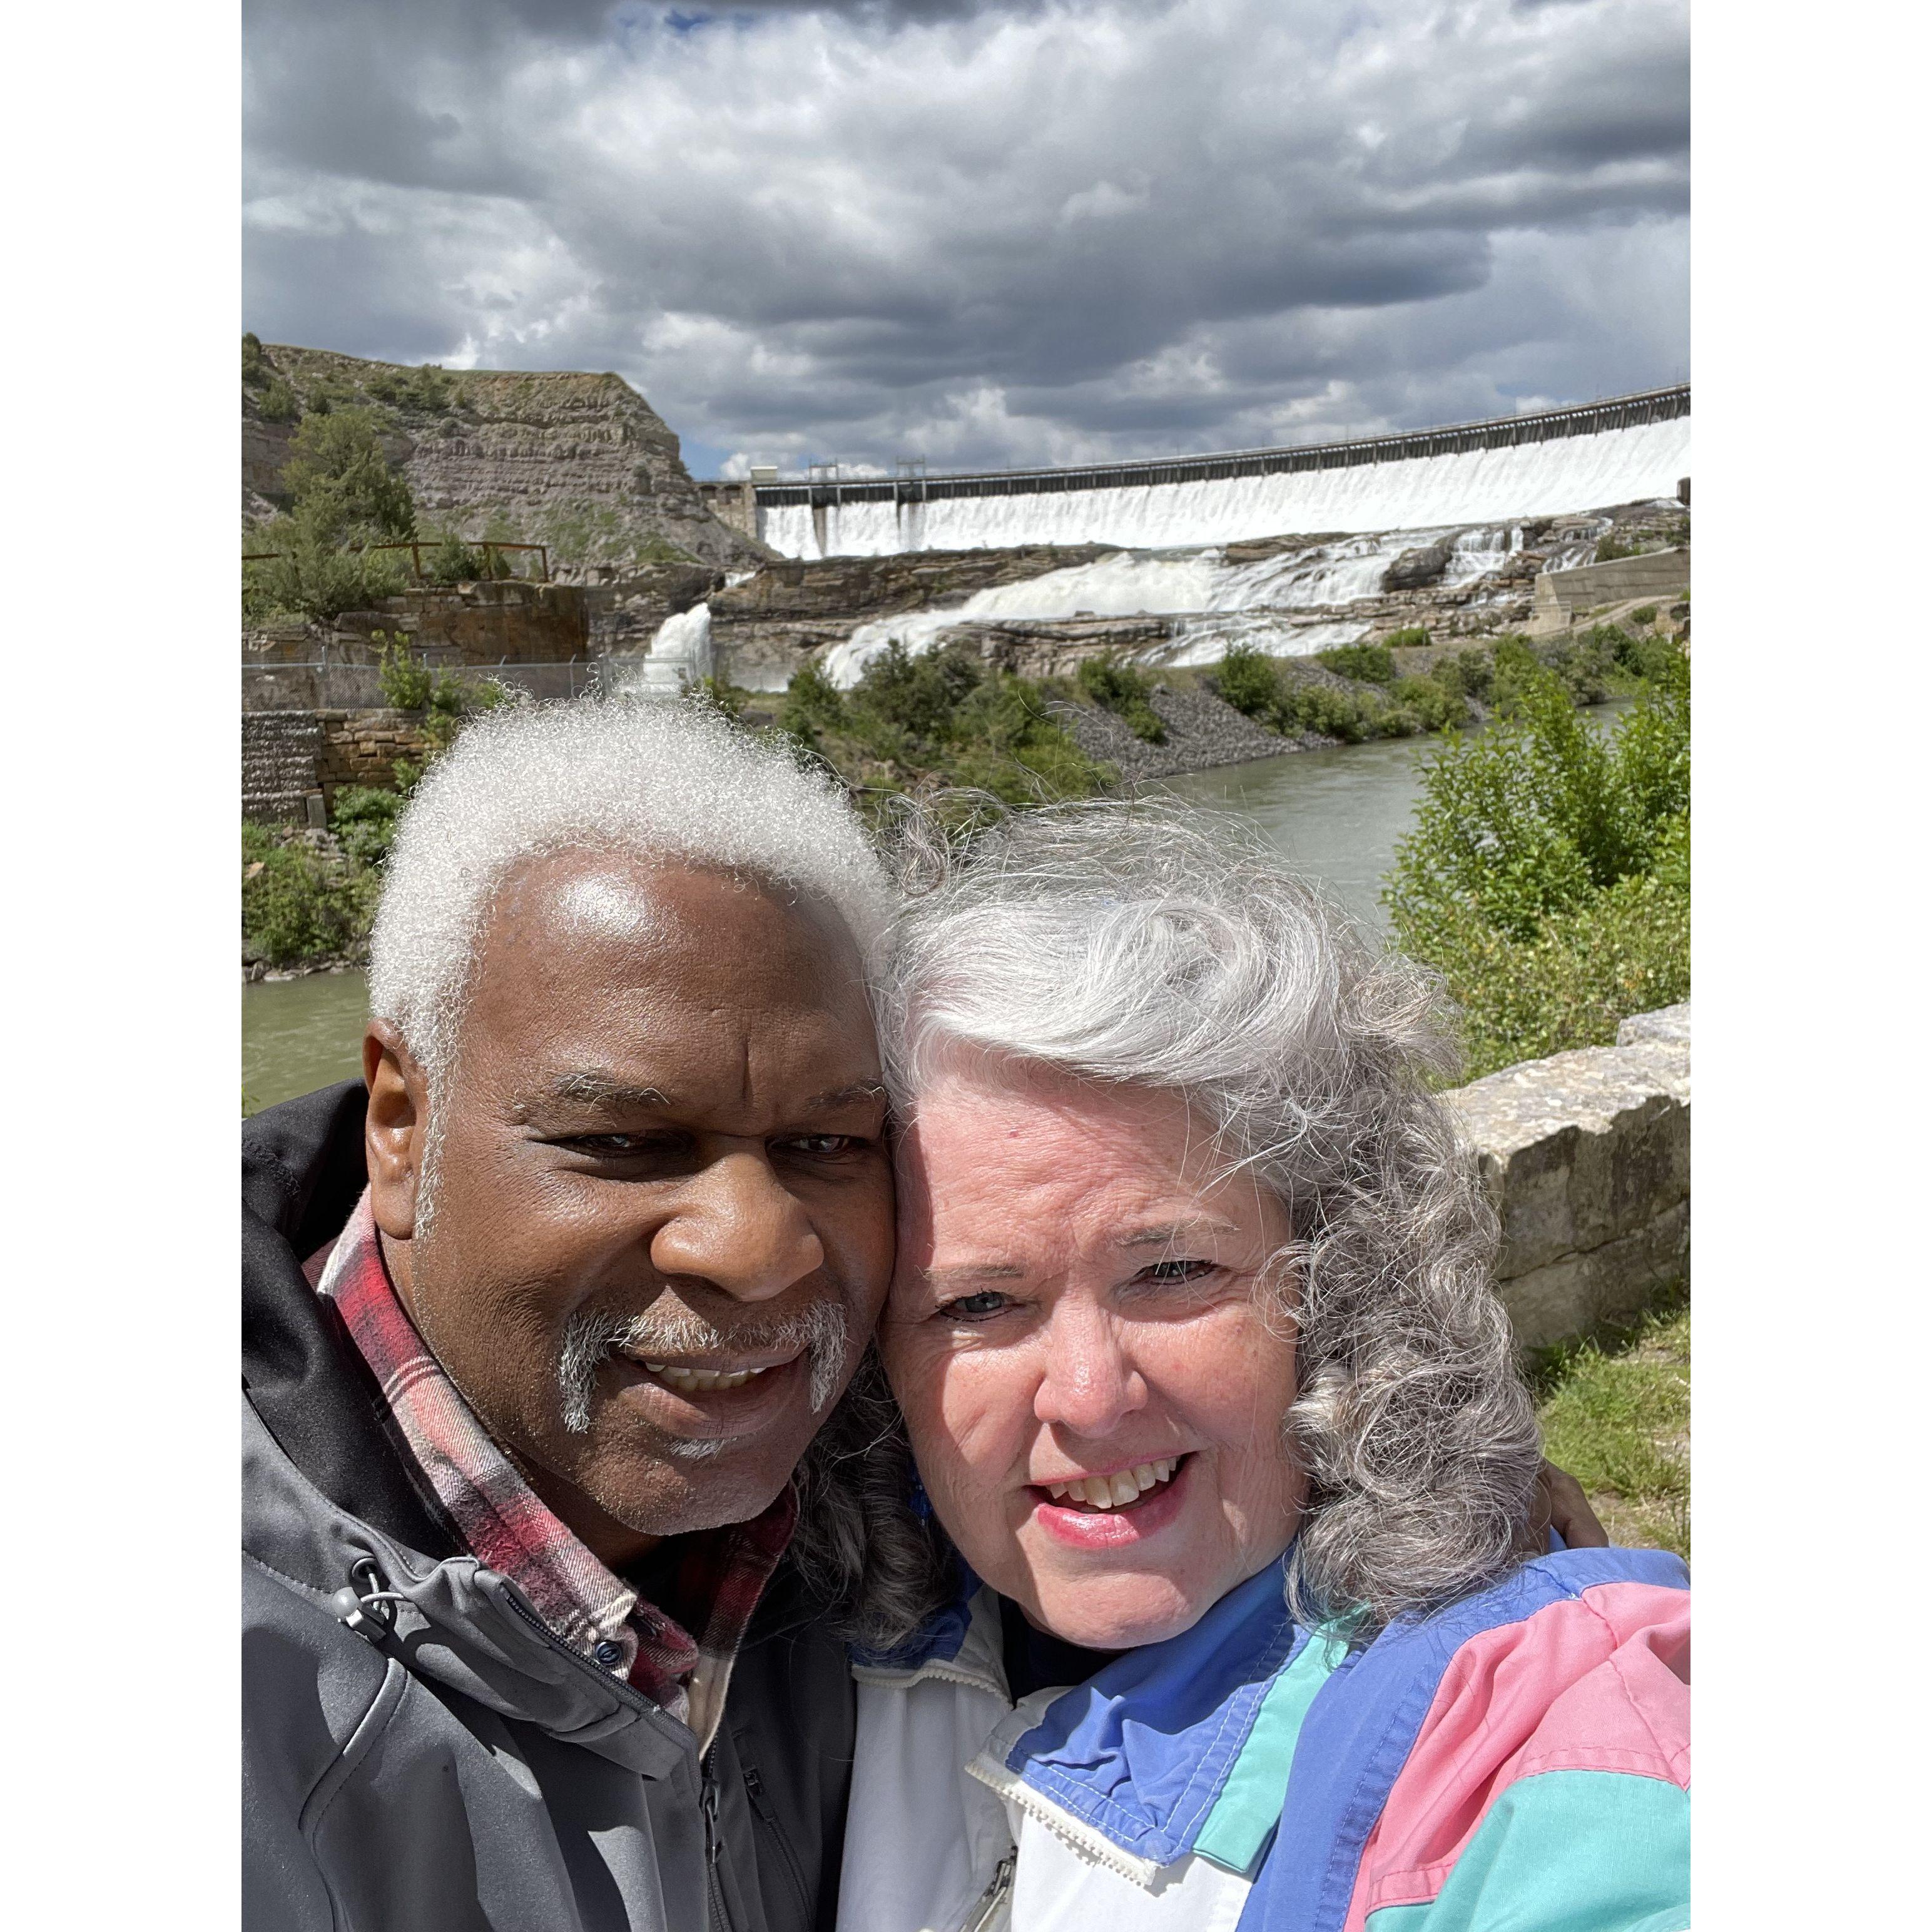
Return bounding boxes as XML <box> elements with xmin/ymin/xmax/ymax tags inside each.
<box><xmin>243</xmin><ymin>1083</ymin><xmax>857</xmax><ymax>1932</ymax></box>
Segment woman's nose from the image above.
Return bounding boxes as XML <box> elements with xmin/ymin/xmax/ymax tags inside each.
<box><xmin>1032</xmin><ymin>1307</ymin><xmax>1147</xmax><ymax>1435</ymax></box>
<box><xmin>649</xmin><ymin>1151</ymin><xmax>826</xmax><ymax>1300</ymax></box>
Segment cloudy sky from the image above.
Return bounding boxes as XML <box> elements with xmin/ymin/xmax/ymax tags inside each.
<box><xmin>243</xmin><ymin>0</ymin><xmax>1688</xmax><ymax>479</ymax></box>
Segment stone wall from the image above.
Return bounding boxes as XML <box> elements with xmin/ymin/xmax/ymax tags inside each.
<box><xmin>243</xmin><ymin>579</ymin><xmax>592</xmax><ymax>670</ymax></box>
<box><xmin>242</xmin><ymin>708</ymin><xmax>437</xmax><ymax>818</ymax></box>
<box><xmin>1444</xmin><ymin>1004</ymin><xmax>1690</xmax><ymax>1350</ymax></box>
<box><xmin>242</xmin><ymin>711</ymin><xmax>325</xmax><ymax>823</ymax></box>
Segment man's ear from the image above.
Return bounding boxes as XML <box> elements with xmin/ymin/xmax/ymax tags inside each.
<box><xmin>365</xmin><ymin>1020</ymin><xmax>430</xmax><ymax>1241</ymax></box>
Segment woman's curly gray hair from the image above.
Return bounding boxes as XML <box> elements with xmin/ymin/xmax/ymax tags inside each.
<box><xmin>790</xmin><ymin>797</ymin><xmax>1541</xmax><ymax>1647</ymax></box>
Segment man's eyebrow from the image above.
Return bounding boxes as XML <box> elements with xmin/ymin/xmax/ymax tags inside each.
<box><xmin>800</xmin><ymin>1080</ymin><xmax>889</xmax><ymax>1112</ymax></box>
<box><xmin>509</xmin><ymin>1073</ymin><xmax>671</xmax><ymax>1121</ymax></box>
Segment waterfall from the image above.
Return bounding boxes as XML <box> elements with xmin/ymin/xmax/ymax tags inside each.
<box><xmin>762</xmin><ymin>417</ymin><xmax>1692</xmax><ymax>561</ymax></box>
<box><xmin>604</xmin><ymin>602</ymin><xmax>714</xmax><ymax>699</ymax></box>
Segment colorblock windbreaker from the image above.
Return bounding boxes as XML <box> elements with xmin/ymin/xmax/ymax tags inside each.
<box><xmin>835</xmin><ymin>1545</ymin><xmax>1689</xmax><ymax>1932</ymax></box>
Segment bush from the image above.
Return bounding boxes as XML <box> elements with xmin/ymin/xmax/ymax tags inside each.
<box><xmin>1208</xmin><ymin>643</ymin><xmax>1283</xmax><ymax>721</ymax></box>
<box><xmin>257</xmin><ymin>377</ymin><xmax>300</xmax><ymax>424</ymax></box>
<box><xmin>778</xmin><ymin>661</ymin><xmax>846</xmax><ymax>742</ymax></box>
<box><xmin>777</xmin><ymin>642</ymin><xmax>1112</xmax><ymax>817</ymax></box>
<box><xmin>1386</xmin><ymin>648</ymin><xmax>1688</xmax><ymax>1077</ymax></box>
<box><xmin>1075</xmin><ymin>653</ymin><xmax>1166</xmax><ymax>742</ymax></box>
<box><xmin>280</xmin><ymin>407</ymin><xmax>415</xmax><ymax>542</ymax></box>
<box><xmin>242</xmin><ymin>830</ymin><xmax>379</xmax><ymax>968</ymax></box>
<box><xmin>330</xmin><ymin>785</ymin><xmax>407</xmax><ymax>868</ymax></box>
<box><xmin>1594</xmin><ymin>534</ymin><xmax>1645</xmax><ymax>562</ymax></box>
<box><xmin>1383</xmin><ymin>624</ymin><xmax>1430</xmax><ymax>649</ymax></box>
<box><xmin>1391</xmin><ymin>673</ymin><xmax>1468</xmax><ymax>734</ymax></box>
<box><xmin>1315</xmin><ymin>639</ymin><xmax>1396</xmax><ymax>684</ymax></box>
<box><xmin>1280</xmin><ymin>679</ymin><xmax>1378</xmax><ymax>743</ymax></box>
<box><xmin>243</xmin><ymin>509</ymin><xmax>408</xmax><ymax>622</ymax></box>
<box><xmin>242</xmin><ymin>332</ymin><xmax>267</xmax><ymax>386</ymax></box>
<box><xmin>1630</xmin><ymin>606</ymin><xmax>1659</xmax><ymax>627</ymax></box>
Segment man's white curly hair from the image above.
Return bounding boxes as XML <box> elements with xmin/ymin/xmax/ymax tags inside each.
<box><xmin>367</xmin><ymin>698</ymin><xmax>893</xmax><ymax>1089</ymax></box>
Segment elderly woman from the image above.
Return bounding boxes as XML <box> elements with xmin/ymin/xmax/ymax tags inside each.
<box><xmin>816</xmin><ymin>803</ymin><xmax>1688</xmax><ymax>1932</ymax></box>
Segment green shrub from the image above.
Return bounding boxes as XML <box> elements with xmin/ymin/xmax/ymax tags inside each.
<box><xmin>242</xmin><ymin>830</ymin><xmax>379</xmax><ymax>968</ymax></box>
<box><xmin>1630</xmin><ymin>606</ymin><xmax>1659</xmax><ymax>627</ymax></box>
<box><xmin>257</xmin><ymin>377</ymin><xmax>300</xmax><ymax>424</ymax></box>
<box><xmin>1392</xmin><ymin>673</ymin><xmax>1468</xmax><ymax>734</ymax></box>
<box><xmin>1386</xmin><ymin>648</ymin><xmax>1689</xmax><ymax>1077</ymax></box>
<box><xmin>1383</xmin><ymin>624</ymin><xmax>1430</xmax><ymax>649</ymax></box>
<box><xmin>1315</xmin><ymin>639</ymin><xmax>1396</xmax><ymax>685</ymax></box>
<box><xmin>1281</xmin><ymin>680</ymin><xmax>1376</xmax><ymax>743</ymax></box>
<box><xmin>1594</xmin><ymin>534</ymin><xmax>1645</xmax><ymax>562</ymax></box>
<box><xmin>242</xmin><ymin>332</ymin><xmax>267</xmax><ymax>387</ymax></box>
<box><xmin>330</xmin><ymin>785</ymin><xmax>407</xmax><ymax>867</ymax></box>
<box><xmin>281</xmin><ymin>407</ymin><xmax>415</xmax><ymax>542</ymax></box>
<box><xmin>1075</xmin><ymin>653</ymin><xmax>1166</xmax><ymax>742</ymax></box>
<box><xmin>243</xmin><ymin>511</ymin><xmax>408</xmax><ymax>622</ymax></box>
<box><xmin>779</xmin><ymin>661</ymin><xmax>847</xmax><ymax>742</ymax></box>
<box><xmin>1208</xmin><ymin>643</ymin><xmax>1283</xmax><ymax>722</ymax></box>
<box><xmin>778</xmin><ymin>642</ymin><xmax>1112</xmax><ymax>816</ymax></box>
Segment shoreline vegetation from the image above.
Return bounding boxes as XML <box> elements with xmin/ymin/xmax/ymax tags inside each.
<box><xmin>247</xmin><ymin>623</ymin><xmax>1688</xmax><ymax>1080</ymax></box>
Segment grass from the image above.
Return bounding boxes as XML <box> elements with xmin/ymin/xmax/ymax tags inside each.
<box><xmin>1531</xmin><ymin>1284</ymin><xmax>1690</xmax><ymax>1558</ymax></box>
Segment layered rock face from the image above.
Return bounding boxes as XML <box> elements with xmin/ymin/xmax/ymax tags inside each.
<box><xmin>243</xmin><ymin>344</ymin><xmax>766</xmax><ymax>571</ymax></box>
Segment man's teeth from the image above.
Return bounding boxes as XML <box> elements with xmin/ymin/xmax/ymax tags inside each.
<box><xmin>1044</xmin><ymin>1459</ymin><xmax>1181</xmax><ymax>1508</ymax></box>
<box><xmin>640</xmin><ymin>1361</ymin><xmax>772</xmax><ymax>1393</ymax></box>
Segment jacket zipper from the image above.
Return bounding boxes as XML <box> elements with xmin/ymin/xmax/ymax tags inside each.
<box><xmin>741</xmin><ymin>1763</ymin><xmax>812</xmax><ymax>1926</ymax></box>
<box><xmin>497</xmin><ymin>1582</ymin><xmax>729</xmax><ymax>1928</ymax></box>
<box><xmin>960</xmin><ymin>1854</ymin><xmax>1015</xmax><ymax>1932</ymax></box>
<box><xmin>701</xmin><ymin>1751</ymin><xmax>733</xmax><ymax>1932</ymax></box>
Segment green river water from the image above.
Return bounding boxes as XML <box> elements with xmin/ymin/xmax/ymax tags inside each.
<box><xmin>242</xmin><ymin>703</ymin><xmax>1630</xmax><ymax>1112</ymax></box>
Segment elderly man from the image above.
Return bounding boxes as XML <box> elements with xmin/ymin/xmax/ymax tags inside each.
<box><xmin>243</xmin><ymin>699</ymin><xmax>898</xmax><ymax>1931</ymax></box>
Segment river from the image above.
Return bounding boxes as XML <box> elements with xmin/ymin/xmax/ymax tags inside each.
<box><xmin>242</xmin><ymin>702</ymin><xmax>1632</xmax><ymax>1111</ymax></box>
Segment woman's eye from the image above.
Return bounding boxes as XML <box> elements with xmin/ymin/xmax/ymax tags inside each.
<box><xmin>937</xmin><ymin>1290</ymin><xmax>1013</xmax><ymax>1322</ymax></box>
<box><xmin>1138</xmin><ymin>1258</ymin><xmax>1216</xmax><ymax>1285</ymax></box>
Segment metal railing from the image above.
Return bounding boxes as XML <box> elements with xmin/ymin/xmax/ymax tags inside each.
<box><xmin>242</xmin><ymin>538</ymin><xmax>552</xmax><ymax>582</ymax></box>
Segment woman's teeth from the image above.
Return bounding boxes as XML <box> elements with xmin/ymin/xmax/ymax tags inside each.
<box><xmin>641</xmin><ymin>1361</ymin><xmax>771</xmax><ymax>1393</ymax></box>
<box><xmin>1044</xmin><ymin>1458</ymin><xmax>1181</xmax><ymax>1510</ymax></box>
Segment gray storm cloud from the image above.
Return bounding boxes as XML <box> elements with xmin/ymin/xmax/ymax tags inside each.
<box><xmin>242</xmin><ymin>0</ymin><xmax>1688</xmax><ymax>475</ymax></box>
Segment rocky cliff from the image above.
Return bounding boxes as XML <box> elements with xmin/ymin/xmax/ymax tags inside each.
<box><xmin>242</xmin><ymin>342</ymin><xmax>766</xmax><ymax>572</ymax></box>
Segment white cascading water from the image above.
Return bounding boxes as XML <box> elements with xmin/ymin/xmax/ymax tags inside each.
<box><xmin>604</xmin><ymin>601</ymin><xmax>714</xmax><ymax>698</ymax></box>
<box><xmin>763</xmin><ymin>417</ymin><xmax>1690</xmax><ymax>561</ymax></box>
<box><xmin>820</xmin><ymin>520</ymin><xmax>1612</xmax><ymax>688</ymax></box>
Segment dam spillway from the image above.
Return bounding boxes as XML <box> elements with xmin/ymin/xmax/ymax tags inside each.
<box><xmin>746</xmin><ymin>387</ymin><xmax>1690</xmax><ymax>561</ymax></box>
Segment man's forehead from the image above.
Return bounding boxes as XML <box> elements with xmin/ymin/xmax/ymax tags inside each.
<box><xmin>479</xmin><ymin>848</ymin><xmax>863</xmax><ymax>979</ymax></box>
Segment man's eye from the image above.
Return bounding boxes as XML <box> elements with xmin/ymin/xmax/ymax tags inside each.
<box><xmin>779</xmin><ymin>1134</ymin><xmax>860</xmax><ymax>1157</ymax></box>
<box><xmin>561</xmin><ymin>1133</ymin><xmax>668</xmax><ymax>1156</ymax></box>
<box><xmin>937</xmin><ymin>1290</ymin><xmax>1013</xmax><ymax>1322</ymax></box>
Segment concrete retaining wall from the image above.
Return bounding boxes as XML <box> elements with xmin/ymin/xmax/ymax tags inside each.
<box><xmin>1444</xmin><ymin>1004</ymin><xmax>1689</xmax><ymax>1350</ymax></box>
<box><xmin>1528</xmin><ymin>548</ymin><xmax>1689</xmax><ymax>631</ymax></box>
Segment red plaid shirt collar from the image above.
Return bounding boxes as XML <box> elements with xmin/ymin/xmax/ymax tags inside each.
<box><xmin>318</xmin><ymin>1190</ymin><xmax>795</xmax><ymax>1741</ymax></box>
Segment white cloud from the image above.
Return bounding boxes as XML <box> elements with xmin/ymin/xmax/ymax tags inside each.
<box><xmin>243</xmin><ymin>0</ymin><xmax>1687</xmax><ymax>474</ymax></box>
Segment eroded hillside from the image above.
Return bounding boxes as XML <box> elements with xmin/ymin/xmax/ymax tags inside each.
<box><xmin>242</xmin><ymin>340</ymin><xmax>766</xmax><ymax>572</ymax></box>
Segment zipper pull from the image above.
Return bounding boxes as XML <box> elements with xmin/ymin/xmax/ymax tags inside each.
<box><xmin>700</xmin><ymin>1759</ymin><xmax>723</xmax><ymax>1868</ymax></box>
<box><xmin>961</xmin><ymin>1854</ymin><xmax>1015</xmax><ymax>1932</ymax></box>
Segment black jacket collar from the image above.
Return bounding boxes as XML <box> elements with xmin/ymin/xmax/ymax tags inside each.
<box><xmin>242</xmin><ymin>1080</ymin><xmax>460</xmax><ymax>1559</ymax></box>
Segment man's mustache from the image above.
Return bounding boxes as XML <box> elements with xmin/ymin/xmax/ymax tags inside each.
<box><xmin>558</xmin><ymin>1296</ymin><xmax>852</xmax><ymax>1434</ymax></box>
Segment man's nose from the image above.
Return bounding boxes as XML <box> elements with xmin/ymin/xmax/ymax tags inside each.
<box><xmin>1032</xmin><ymin>1303</ymin><xmax>1147</xmax><ymax>1436</ymax></box>
<box><xmin>649</xmin><ymin>1151</ymin><xmax>826</xmax><ymax>1301</ymax></box>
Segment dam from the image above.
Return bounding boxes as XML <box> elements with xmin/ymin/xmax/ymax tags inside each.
<box><xmin>710</xmin><ymin>386</ymin><xmax>1690</xmax><ymax>561</ymax></box>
